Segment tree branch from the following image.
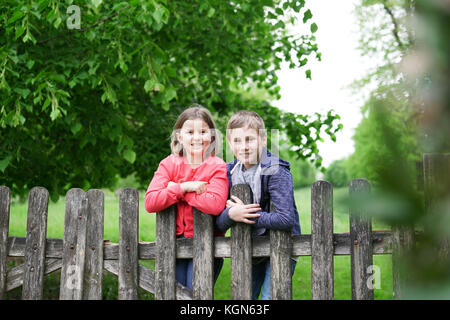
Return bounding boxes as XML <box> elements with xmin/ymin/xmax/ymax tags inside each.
<box><xmin>382</xmin><ymin>2</ymin><xmax>406</xmax><ymax>52</ymax></box>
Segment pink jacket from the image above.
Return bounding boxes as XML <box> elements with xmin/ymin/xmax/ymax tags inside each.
<box><xmin>144</xmin><ymin>154</ymin><xmax>228</xmax><ymax>237</ymax></box>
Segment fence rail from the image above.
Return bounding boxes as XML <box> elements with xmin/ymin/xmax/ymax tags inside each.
<box><xmin>1</xmin><ymin>153</ymin><xmax>447</xmax><ymax>300</ymax></box>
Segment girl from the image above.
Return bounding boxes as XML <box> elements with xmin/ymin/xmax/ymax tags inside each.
<box><xmin>144</xmin><ymin>105</ymin><xmax>228</xmax><ymax>290</ymax></box>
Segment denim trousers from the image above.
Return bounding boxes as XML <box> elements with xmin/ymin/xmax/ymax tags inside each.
<box><xmin>252</xmin><ymin>257</ymin><xmax>297</xmax><ymax>300</ymax></box>
<box><xmin>175</xmin><ymin>234</ymin><xmax>224</xmax><ymax>290</ymax></box>
<box><xmin>175</xmin><ymin>258</ymin><xmax>224</xmax><ymax>290</ymax></box>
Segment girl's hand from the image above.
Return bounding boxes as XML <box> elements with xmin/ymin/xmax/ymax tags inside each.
<box><xmin>181</xmin><ymin>181</ymin><xmax>207</xmax><ymax>194</ymax></box>
<box><xmin>167</xmin><ymin>181</ymin><xmax>178</xmax><ymax>189</ymax></box>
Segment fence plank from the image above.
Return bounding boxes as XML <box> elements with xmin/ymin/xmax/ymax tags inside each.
<box><xmin>311</xmin><ymin>180</ymin><xmax>334</xmax><ymax>300</ymax></box>
<box><xmin>230</xmin><ymin>184</ymin><xmax>253</xmax><ymax>300</ymax></box>
<box><xmin>82</xmin><ymin>189</ymin><xmax>104</xmax><ymax>299</ymax></box>
<box><xmin>104</xmin><ymin>260</ymin><xmax>193</xmax><ymax>300</ymax></box>
<box><xmin>21</xmin><ymin>187</ymin><xmax>49</xmax><ymax>300</ymax></box>
<box><xmin>270</xmin><ymin>201</ymin><xmax>293</xmax><ymax>300</ymax></box>
<box><xmin>392</xmin><ymin>225</ymin><xmax>414</xmax><ymax>300</ymax></box>
<box><xmin>0</xmin><ymin>186</ymin><xmax>10</xmax><ymax>300</ymax></box>
<box><xmin>193</xmin><ymin>208</ymin><xmax>214</xmax><ymax>300</ymax></box>
<box><xmin>423</xmin><ymin>153</ymin><xmax>450</xmax><ymax>259</ymax></box>
<box><xmin>7</xmin><ymin>258</ymin><xmax>61</xmax><ymax>292</ymax></box>
<box><xmin>60</xmin><ymin>188</ymin><xmax>88</xmax><ymax>300</ymax></box>
<box><xmin>155</xmin><ymin>204</ymin><xmax>177</xmax><ymax>300</ymax></box>
<box><xmin>118</xmin><ymin>188</ymin><xmax>139</xmax><ymax>300</ymax></box>
<box><xmin>349</xmin><ymin>179</ymin><xmax>373</xmax><ymax>300</ymax></box>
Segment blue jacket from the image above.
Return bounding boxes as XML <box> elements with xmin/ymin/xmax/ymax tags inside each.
<box><xmin>215</xmin><ymin>148</ymin><xmax>301</xmax><ymax>236</ymax></box>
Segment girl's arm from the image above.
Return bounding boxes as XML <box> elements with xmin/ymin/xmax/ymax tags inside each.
<box><xmin>183</xmin><ymin>165</ymin><xmax>228</xmax><ymax>215</ymax></box>
<box><xmin>144</xmin><ymin>158</ymin><xmax>184</xmax><ymax>213</ymax></box>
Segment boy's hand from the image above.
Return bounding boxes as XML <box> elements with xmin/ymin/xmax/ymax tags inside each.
<box><xmin>228</xmin><ymin>197</ymin><xmax>261</xmax><ymax>224</ymax></box>
<box><xmin>226</xmin><ymin>195</ymin><xmax>243</xmax><ymax>208</ymax></box>
<box><xmin>180</xmin><ymin>181</ymin><xmax>207</xmax><ymax>194</ymax></box>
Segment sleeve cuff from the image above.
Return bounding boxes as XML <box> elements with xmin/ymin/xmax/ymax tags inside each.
<box><xmin>167</xmin><ymin>182</ymin><xmax>184</xmax><ymax>200</ymax></box>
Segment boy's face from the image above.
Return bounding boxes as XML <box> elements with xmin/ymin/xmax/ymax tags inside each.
<box><xmin>228</xmin><ymin>127</ymin><xmax>266</xmax><ymax>169</ymax></box>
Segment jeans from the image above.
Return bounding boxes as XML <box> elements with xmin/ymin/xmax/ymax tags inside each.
<box><xmin>175</xmin><ymin>235</ymin><xmax>223</xmax><ymax>290</ymax></box>
<box><xmin>175</xmin><ymin>258</ymin><xmax>224</xmax><ymax>290</ymax></box>
<box><xmin>252</xmin><ymin>257</ymin><xmax>297</xmax><ymax>300</ymax></box>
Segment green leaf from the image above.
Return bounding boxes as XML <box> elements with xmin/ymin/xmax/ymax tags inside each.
<box><xmin>0</xmin><ymin>156</ymin><xmax>12</xmax><ymax>173</ymax></box>
<box><xmin>144</xmin><ymin>79</ymin><xmax>154</xmax><ymax>92</ymax></box>
<box><xmin>207</xmin><ymin>7</ymin><xmax>215</xmax><ymax>18</ymax></box>
<box><xmin>7</xmin><ymin>10</ymin><xmax>24</xmax><ymax>25</ymax></box>
<box><xmin>71</xmin><ymin>122</ymin><xmax>83</xmax><ymax>135</ymax></box>
<box><xmin>123</xmin><ymin>149</ymin><xmax>136</xmax><ymax>164</ymax></box>
<box><xmin>164</xmin><ymin>87</ymin><xmax>177</xmax><ymax>102</ymax></box>
<box><xmin>26</xmin><ymin>60</ymin><xmax>35</xmax><ymax>69</ymax></box>
<box><xmin>305</xmin><ymin>69</ymin><xmax>312</xmax><ymax>80</ymax></box>
<box><xmin>91</xmin><ymin>0</ymin><xmax>103</xmax><ymax>8</ymax></box>
<box><xmin>14</xmin><ymin>88</ymin><xmax>31</xmax><ymax>99</ymax></box>
<box><xmin>50</xmin><ymin>108</ymin><xmax>60</xmax><ymax>121</ymax></box>
<box><xmin>303</xmin><ymin>9</ymin><xmax>312</xmax><ymax>23</ymax></box>
<box><xmin>15</xmin><ymin>26</ymin><xmax>25</xmax><ymax>39</ymax></box>
<box><xmin>310</xmin><ymin>23</ymin><xmax>318</xmax><ymax>33</ymax></box>
<box><xmin>42</xmin><ymin>96</ymin><xmax>51</xmax><ymax>111</ymax></box>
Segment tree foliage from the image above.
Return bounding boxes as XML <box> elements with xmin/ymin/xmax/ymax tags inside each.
<box><xmin>324</xmin><ymin>158</ymin><xmax>349</xmax><ymax>188</ymax></box>
<box><xmin>347</xmin><ymin>0</ymin><xmax>423</xmax><ymax>186</ymax></box>
<box><xmin>1</xmin><ymin>0</ymin><xmax>341</xmax><ymax>199</ymax></box>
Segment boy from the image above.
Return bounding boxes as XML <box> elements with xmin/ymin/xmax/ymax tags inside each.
<box><xmin>216</xmin><ymin>110</ymin><xmax>301</xmax><ymax>300</ymax></box>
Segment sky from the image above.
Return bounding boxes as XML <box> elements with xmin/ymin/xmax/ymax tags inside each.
<box><xmin>273</xmin><ymin>0</ymin><xmax>377</xmax><ymax>168</ymax></box>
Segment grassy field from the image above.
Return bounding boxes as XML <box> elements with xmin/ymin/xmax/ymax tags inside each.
<box><xmin>5</xmin><ymin>187</ymin><xmax>393</xmax><ymax>300</ymax></box>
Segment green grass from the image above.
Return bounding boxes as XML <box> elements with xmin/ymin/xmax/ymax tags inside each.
<box><xmin>5</xmin><ymin>187</ymin><xmax>393</xmax><ymax>300</ymax></box>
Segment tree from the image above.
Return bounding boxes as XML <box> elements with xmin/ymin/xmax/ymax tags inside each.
<box><xmin>348</xmin><ymin>0</ymin><xmax>423</xmax><ymax>186</ymax></box>
<box><xmin>0</xmin><ymin>0</ymin><xmax>341</xmax><ymax>199</ymax></box>
<box><xmin>324</xmin><ymin>158</ymin><xmax>349</xmax><ymax>188</ymax></box>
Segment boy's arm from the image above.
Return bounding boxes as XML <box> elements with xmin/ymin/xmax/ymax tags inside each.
<box><xmin>215</xmin><ymin>207</ymin><xmax>235</xmax><ymax>233</ymax></box>
<box><xmin>254</xmin><ymin>167</ymin><xmax>296</xmax><ymax>231</ymax></box>
<box><xmin>144</xmin><ymin>159</ymin><xmax>184</xmax><ymax>213</ymax></box>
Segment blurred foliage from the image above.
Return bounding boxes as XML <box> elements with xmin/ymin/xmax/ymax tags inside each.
<box><xmin>0</xmin><ymin>0</ymin><xmax>342</xmax><ymax>200</ymax></box>
<box><xmin>349</xmin><ymin>0</ymin><xmax>422</xmax><ymax>187</ymax></box>
<box><xmin>324</xmin><ymin>158</ymin><xmax>350</xmax><ymax>188</ymax></box>
<box><xmin>351</xmin><ymin>0</ymin><xmax>450</xmax><ymax>299</ymax></box>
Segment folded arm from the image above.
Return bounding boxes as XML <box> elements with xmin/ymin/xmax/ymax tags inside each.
<box><xmin>144</xmin><ymin>160</ymin><xmax>184</xmax><ymax>213</ymax></box>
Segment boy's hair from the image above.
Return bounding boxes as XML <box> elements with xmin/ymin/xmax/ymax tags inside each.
<box><xmin>227</xmin><ymin>110</ymin><xmax>267</xmax><ymax>139</ymax></box>
<box><xmin>170</xmin><ymin>104</ymin><xmax>218</xmax><ymax>156</ymax></box>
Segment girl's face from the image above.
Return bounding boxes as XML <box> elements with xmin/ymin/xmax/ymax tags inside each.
<box><xmin>176</xmin><ymin>118</ymin><xmax>212</xmax><ymax>160</ymax></box>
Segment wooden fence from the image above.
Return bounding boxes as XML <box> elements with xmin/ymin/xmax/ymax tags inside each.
<box><xmin>0</xmin><ymin>153</ymin><xmax>447</xmax><ymax>300</ymax></box>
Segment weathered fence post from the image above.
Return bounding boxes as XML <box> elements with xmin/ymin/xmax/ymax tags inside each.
<box><xmin>118</xmin><ymin>188</ymin><xmax>139</xmax><ymax>300</ymax></box>
<box><xmin>83</xmin><ymin>189</ymin><xmax>104</xmax><ymax>299</ymax></box>
<box><xmin>349</xmin><ymin>179</ymin><xmax>373</xmax><ymax>300</ymax></box>
<box><xmin>230</xmin><ymin>184</ymin><xmax>253</xmax><ymax>300</ymax></box>
<box><xmin>155</xmin><ymin>204</ymin><xmax>177</xmax><ymax>300</ymax></box>
<box><xmin>0</xmin><ymin>186</ymin><xmax>10</xmax><ymax>300</ymax></box>
<box><xmin>270</xmin><ymin>201</ymin><xmax>293</xmax><ymax>300</ymax></box>
<box><xmin>60</xmin><ymin>188</ymin><xmax>88</xmax><ymax>300</ymax></box>
<box><xmin>311</xmin><ymin>180</ymin><xmax>334</xmax><ymax>300</ymax></box>
<box><xmin>423</xmin><ymin>153</ymin><xmax>450</xmax><ymax>259</ymax></box>
<box><xmin>193</xmin><ymin>208</ymin><xmax>214</xmax><ymax>300</ymax></box>
<box><xmin>392</xmin><ymin>224</ymin><xmax>414</xmax><ymax>300</ymax></box>
<box><xmin>22</xmin><ymin>187</ymin><xmax>49</xmax><ymax>300</ymax></box>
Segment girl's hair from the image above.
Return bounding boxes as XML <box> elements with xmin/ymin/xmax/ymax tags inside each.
<box><xmin>170</xmin><ymin>104</ymin><xmax>218</xmax><ymax>157</ymax></box>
